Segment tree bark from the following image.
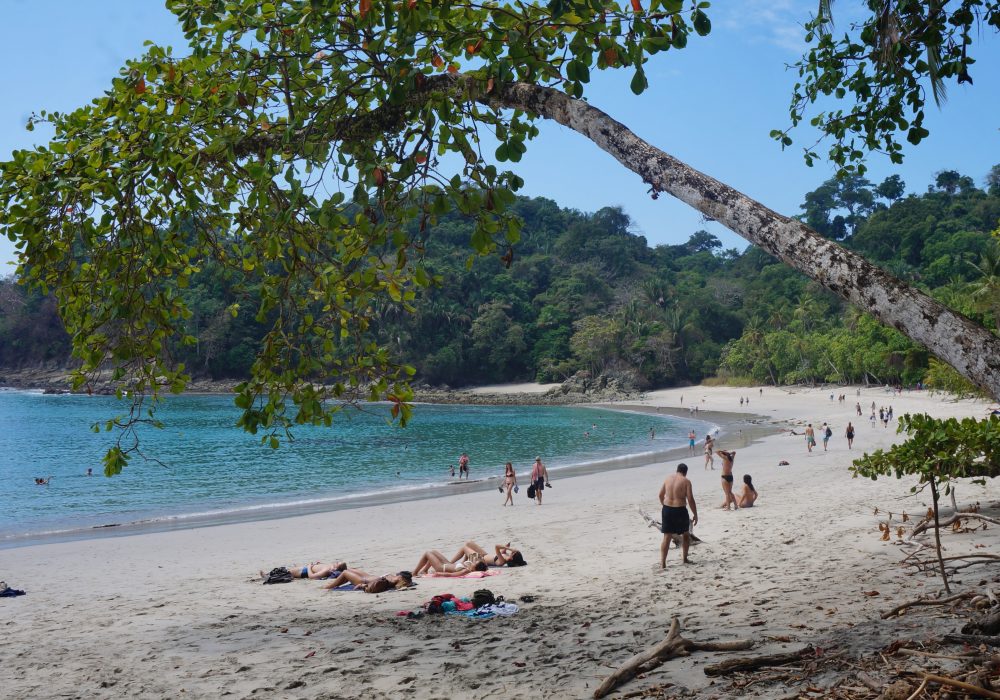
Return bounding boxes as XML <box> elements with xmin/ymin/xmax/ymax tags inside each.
<box><xmin>484</xmin><ymin>80</ymin><xmax>1000</xmax><ymax>400</ymax></box>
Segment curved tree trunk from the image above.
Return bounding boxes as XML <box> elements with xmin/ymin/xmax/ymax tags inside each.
<box><xmin>485</xmin><ymin>81</ymin><xmax>1000</xmax><ymax>400</ymax></box>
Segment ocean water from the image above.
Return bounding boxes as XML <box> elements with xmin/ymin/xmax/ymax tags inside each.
<box><xmin>0</xmin><ymin>390</ymin><xmax>711</xmax><ymax>544</ymax></box>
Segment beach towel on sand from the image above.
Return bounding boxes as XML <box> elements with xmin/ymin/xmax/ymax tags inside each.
<box><xmin>420</xmin><ymin>569</ymin><xmax>500</xmax><ymax>579</ymax></box>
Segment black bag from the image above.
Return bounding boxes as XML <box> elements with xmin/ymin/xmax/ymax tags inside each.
<box><xmin>263</xmin><ymin>567</ymin><xmax>294</xmax><ymax>585</ymax></box>
<box><xmin>472</xmin><ymin>589</ymin><xmax>496</xmax><ymax>608</ymax></box>
<box><xmin>825</xmin><ymin>427</ymin><xmax>833</xmax><ymax>438</ymax></box>
<box><xmin>526</xmin><ymin>484</ymin><xmax>536</xmax><ymax>499</ymax></box>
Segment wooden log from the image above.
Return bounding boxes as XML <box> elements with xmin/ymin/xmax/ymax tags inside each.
<box><xmin>703</xmin><ymin>646</ymin><xmax>813</xmax><ymax>677</ymax></box>
<box><xmin>943</xmin><ymin>633</ymin><xmax>1000</xmax><ymax>647</ymax></box>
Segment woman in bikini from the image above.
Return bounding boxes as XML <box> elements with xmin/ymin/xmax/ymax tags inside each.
<box><xmin>413</xmin><ymin>550</ymin><xmax>488</xmax><ymax>577</ymax></box>
<box><xmin>449</xmin><ymin>541</ymin><xmax>526</xmax><ymax>568</ymax></box>
<box><xmin>322</xmin><ymin>567</ymin><xmax>413</xmax><ymax>592</ymax></box>
<box><xmin>261</xmin><ymin>561</ymin><xmax>346</xmax><ymax>580</ymax></box>
<box><xmin>738</xmin><ymin>474</ymin><xmax>758</xmax><ymax>508</ymax></box>
<box><xmin>502</xmin><ymin>462</ymin><xmax>517</xmax><ymax>506</ymax></box>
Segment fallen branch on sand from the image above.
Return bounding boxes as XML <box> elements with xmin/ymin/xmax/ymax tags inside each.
<box><xmin>911</xmin><ymin>512</ymin><xmax>1000</xmax><ymax>537</ymax></box>
<box><xmin>638</xmin><ymin>509</ymin><xmax>702</xmax><ymax>544</ymax></box>
<box><xmin>918</xmin><ymin>671</ymin><xmax>1000</xmax><ymax>699</ymax></box>
<box><xmin>881</xmin><ymin>590</ymin><xmax>976</xmax><ymax>619</ymax></box>
<box><xmin>593</xmin><ymin>618</ymin><xmax>752</xmax><ymax>699</ymax></box>
<box><xmin>943</xmin><ymin>633</ymin><xmax>1000</xmax><ymax>647</ymax></box>
<box><xmin>702</xmin><ymin>646</ymin><xmax>815</xmax><ymax>677</ymax></box>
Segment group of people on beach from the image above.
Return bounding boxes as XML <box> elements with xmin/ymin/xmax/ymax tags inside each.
<box><xmin>658</xmin><ymin>444</ymin><xmax>758</xmax><ymax>567</ymax></box>
<box><xmin>499</xmin><ymin>457</ymin><xmax>550</xmax><ymax>506</ymax></box>
<box><xmin>273</xmin><ymin>540</ymin><xmax>527</xmax><ymax>593</ymax></box>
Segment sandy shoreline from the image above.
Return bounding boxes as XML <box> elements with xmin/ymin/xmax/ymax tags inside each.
<box><xmin>2</xmin><ymin>385</ymin><xmax>999</xmax><ymax>699</ymax></box>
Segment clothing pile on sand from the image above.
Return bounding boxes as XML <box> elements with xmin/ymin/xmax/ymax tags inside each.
<box><xmin>399</xmin><ymin>589</ymin><xmax>520</xmax><ymax>620</ymax></box>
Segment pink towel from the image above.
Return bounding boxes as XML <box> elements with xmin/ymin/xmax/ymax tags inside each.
<box><xmin>421</xmin><ymin>569</ymin><xmax>500</xmax><ymax>579</ymax></box>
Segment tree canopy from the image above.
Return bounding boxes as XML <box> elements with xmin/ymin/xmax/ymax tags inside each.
<box><xmin>1</xmin><ymin>0</ymin><xmax>999</xmax><ymax>473</ymax></box>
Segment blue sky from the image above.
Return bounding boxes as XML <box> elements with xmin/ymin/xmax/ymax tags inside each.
<box><xmin>1</xmin><ymin>1</ymin><xmax>998</xmax><ymax>271</ymax></box>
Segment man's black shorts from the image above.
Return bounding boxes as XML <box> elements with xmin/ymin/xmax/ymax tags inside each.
<box><xmin>661</xmin><ymin>505</ymin><xmax>689</xmax><ymax>535</ymax></box>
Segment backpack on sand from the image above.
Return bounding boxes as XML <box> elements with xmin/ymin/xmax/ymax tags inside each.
<box><xmin>263</xmin><ymin>567</ymin><xmax>294</xmax><ymax>585</ymax></box>
<box><xmin>472</xmin><ymin>589</ymin><xmax>496</xmax><ymax>608</ymax></box>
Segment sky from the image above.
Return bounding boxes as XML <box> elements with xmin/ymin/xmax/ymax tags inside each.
<box><xmin>1</xmin><ymin>0</ymin><xmax>998</xmax><ymax>271</ymax></box>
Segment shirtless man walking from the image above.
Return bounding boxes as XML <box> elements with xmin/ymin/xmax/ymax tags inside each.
<box><xmin>659</xmin><ymin>463</ymin><xmax>698</xmax><ymax>567</ymax></box>
<box><xmin>717</xmin><ymin>449</ymin><xmax>738</xmax><ymax>510</ymax></box>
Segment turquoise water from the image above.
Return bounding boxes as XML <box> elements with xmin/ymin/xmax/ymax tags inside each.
<box><xmin>0</xmin><ymin>390</ymin><xmax>708</xmax><ymax>543</ymax></box>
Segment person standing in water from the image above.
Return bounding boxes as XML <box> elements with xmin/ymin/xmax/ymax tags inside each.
<box><xmin>458</xmin><ymin>453</ymin><xmax>470</xmax><ymax>479</ymax></box>
<box><xmin>687</xmin><ymin>429</ymin><xmax>696</xmax><ymax>456</ymax></box>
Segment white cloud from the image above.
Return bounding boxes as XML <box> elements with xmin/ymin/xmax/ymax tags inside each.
<box><xmin>715</xmin><ymin>0</ymin><xmax>815</xmax><ymax>54</ymax></box>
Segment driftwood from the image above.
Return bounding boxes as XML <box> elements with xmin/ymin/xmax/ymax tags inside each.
<box><xmin>639</xmin><ymin>509</ymin><xmax>702</xmax><ymax>544</ymax></box>
<box><xmin>593</xmin><ymin>618</ymin><xmax>752</xmax><ymax>699</ymax></box>
<box><xmin>944</xmin><ymin>633</ymin><xmax>1000</xmax><ymax>647</ymax></box>
<box><xmin>920</xmin><ymin>671</ymin><xmax>1000</xmax><ymax>699</ymax></box>
<box><xmin>963</xmin><ymin>608</ymin><xmax>1000</xmax><ymax>635</ymax></box>
<box><xmin>702</xmin><ymin>646</ymin><xmax>814</xmax><ymax>677</ymax></box>
<box><xmin>881</xmin><ymin>591</ymin><xmax>976</xmax><ymax>619</ymax></box>
<box><xmin>912</xmin><ymin>512</ymin><xmax>1000</xmax><ymax>537</ymax></box>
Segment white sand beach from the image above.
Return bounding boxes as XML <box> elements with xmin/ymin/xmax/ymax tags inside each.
<box><xmin>2</xmin><ymin>385</ymin><xmax>999</xmax><ymax>699</ymax></box>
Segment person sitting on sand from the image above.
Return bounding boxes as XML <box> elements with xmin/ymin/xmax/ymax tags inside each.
<box><xmin>449</xmin><ymin>541</ymin><xmax>526</xmax><ymax>568</ymax></box>
<box><xmin>322</xmin><ymin>567</ymin><xmax>413</xmax><ymax>592</ymax></box>
<box><xmin>413</xmin><ymin>550</ymin><xmax>488</xmax><ymax>577</ymax></box>
<box><xmin>738</xmin><ymin>475</ymin><xmax>758</xmax><ymax>508</ymax></box>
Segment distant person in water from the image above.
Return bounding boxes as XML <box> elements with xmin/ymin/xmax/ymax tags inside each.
<box><xmin>502</xmin><ymin>461</ymin><xmax>517</xmax><ymax>506</ymax></box>
<box><xmin>458</xmin><ymin>453</ymin><xmax>470</xmax><ymax>479</ymax></box>
<box><xmin>34</xmin><ymin>477</ymin><xmax>51</xmax><ymax>485</ymax></box>
<box><xmin>413</xmin><ymin>550</ymin><xmax>488</xmax><ymax>577</ymax></box>
<box><xmin>450</xmin><ymin>541</ymin><xmax>526</xmax><ymax>568</ymax></box>
<box><xmin>716</xmin><ymin>450</ymin><xmax>738</xmax><ymax>510</ymax></box>
<box><xmin>322</xmin><ymin>568</ymin><xmax>413</xmax><ymax>592</ymax></box>
<box><xmin>86</xmin><ymin>468</ymin><xmax>93</xmax><ymax>477</ymax></box>
<box><xmin>658</xmin><ymin>463</ymin><xmax>698</xmax><ymax>567</ymax></box>
<box><xmin>738</xmin><ymin>475</ymin><xmax>758</xmax><ymax>508</ymax></box>
<box><xmin>449</xmin><ymin>464</ymin><xmax>455</xmax><ymax>478</ymax></box>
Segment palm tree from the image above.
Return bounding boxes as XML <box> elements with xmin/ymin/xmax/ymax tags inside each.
<box><xmin>969</xmin><ymin>246</ymin><xmax>1000</xmax><ymax>333</ymax></box>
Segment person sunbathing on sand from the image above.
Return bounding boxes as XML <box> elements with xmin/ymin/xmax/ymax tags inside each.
<box><xmin>449</xmin><ymin>541</ymin><xmax>527</xmax><ymax>568</ymax></box>
<box><xmin>413</xmin><ymin>550</ymin><xmax>488</xmax><ymax>577</ymax></box>
<box><xmin>322</xmin><ymin>568</ymin><xmax>413</xmax><ymax>592</ymax></box>
<box><xmin>738</xmin><ymin>475</ymin><xmax>758</xmax><ymax>508</ymax></box>
<box><xmin>297</xmin><ymin>561</ymin><xmax>348</xmax><ymax>579</ymax></box>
